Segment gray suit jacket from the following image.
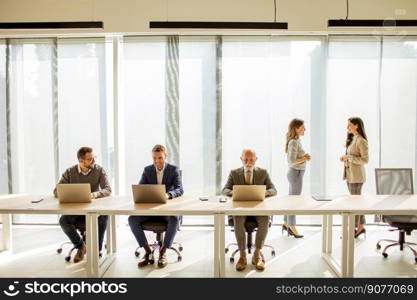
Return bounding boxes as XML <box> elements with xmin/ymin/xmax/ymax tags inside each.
<box><xmin>221</xmin><ymin>167</ymin><xmax>277</xmax><ymax>197</ymax></box>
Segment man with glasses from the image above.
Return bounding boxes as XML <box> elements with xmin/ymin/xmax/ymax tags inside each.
<box><xmin>53</xmin><ymin>147</ymin><xmax>112</xmax><ymax>263</ymax></box>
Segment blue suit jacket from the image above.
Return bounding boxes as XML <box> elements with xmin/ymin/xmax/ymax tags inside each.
<box><xmin>139</xmin><ymin>163</ymin><xmax>184</xmax><ymax>199</ymax></box>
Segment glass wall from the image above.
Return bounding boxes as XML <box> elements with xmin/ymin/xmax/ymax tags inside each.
<box><xmin>57</xmin><ymin>38</ymin><xmax>111</xmax><ymax>177</ymax></box>
<box><xmin>326</xmin><ymin>37</ymin><xmax>381</xmax><ymax>196</ymax></box>
<box><xmin>120</xmin><ymin>37</ymin><xmax>166</xmax><ymax>195</ymax></box>
<box><xmin>1</xmin><ymin>35</ymin><xmax>417</xmax><ymax>225</ymax></box>
<box><xmin>380</xmin><ymin>37</ymin><xmax>417</xmax><ymax>190</ymax></box>
<box><xmin>0</xmin><ymin>40</ymin><xmax>7</xmax><ymax>194</ymax></box>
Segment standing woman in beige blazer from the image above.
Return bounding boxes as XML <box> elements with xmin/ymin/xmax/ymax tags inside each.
<box><xmin>340</xmin><ymin>117</ymin><xmax>369</xmax><ymax>238</ymax></box>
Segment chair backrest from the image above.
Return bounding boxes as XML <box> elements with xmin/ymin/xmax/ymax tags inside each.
<box><xmin>375</xmin><ymin>168</ymin><xmax>414</xmax><ymax>195</ymax></box>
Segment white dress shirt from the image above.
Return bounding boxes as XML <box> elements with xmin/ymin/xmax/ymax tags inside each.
<box><xmin>155</xmin><ymin>163</ymin><xmax>166</xmax><ymax>185</ymax></box>
<box><xmin>77</xmin><ymin>164</ymin><xmax>92</xmax><ymax>176</ymax></box>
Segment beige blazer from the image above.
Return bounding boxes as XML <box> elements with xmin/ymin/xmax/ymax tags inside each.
<box><xmin>343</xmin><ymin>135</ymin><xmax>369</xmax><ymax>183</ymax></box>
<box><xmin>222</xmin><ymin>167</ymin><xmax>277</xmax><ymax>197</ymax></box>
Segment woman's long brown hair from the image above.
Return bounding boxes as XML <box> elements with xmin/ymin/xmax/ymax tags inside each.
<box><xmin>345</xmin><ymin>117</ymin><xmax>368</xmax><ymax>148</ymax></box>
<box><xmin>285</xmin><ymin>118</ymin><xmax>304</xmax><ymax>153</ymax></box>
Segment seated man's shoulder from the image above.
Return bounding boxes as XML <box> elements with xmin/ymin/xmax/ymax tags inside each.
<box><xmin>230</xmin><ymin>167</ymin><xmax>243</xmax><ymax>174</ymax></box>
<box><xmin>254</xmin><ymin>167</ymin><xmax>268</xmax><ymax>175</ymax></box>
<box><xmin>66</xmin><ymin>164</ymin><xmax>79</xmax><ymax>174</ymax></box>
<box><xmin>143</xmin><ymin>164</ymin><xmax>155</xmax><ymax>172</ymax></box>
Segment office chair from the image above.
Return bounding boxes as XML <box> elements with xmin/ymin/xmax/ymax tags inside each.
<box><xmin>56</xmin><ymin>218</ymin><xmax>87</xmax><ymax>262</ymax></box>
<box><xmin>225</xmin><ymin>216</ymin><xmax>276</xmax><ymax>263</ymax></box>
<box><xmin>134</xmin><ymin>217</ymin><xmax>183</xmax><ymax>263</ymax></box>
<box><xmin>375</xmin><ymin>168</ymin><xmax>417</xmax><ymax>263</ymax></box>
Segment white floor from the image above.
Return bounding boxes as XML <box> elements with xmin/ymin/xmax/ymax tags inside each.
<box><xmin>1</xmin><ymin>223</ymin><xmax>417</xmax><ymax>277</ymax></box>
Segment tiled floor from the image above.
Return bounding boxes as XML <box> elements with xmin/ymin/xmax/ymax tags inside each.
<box><xmin>1</xmin><ymin>223</ymin><xmax>417</xmax><ymax>277</ymax></box>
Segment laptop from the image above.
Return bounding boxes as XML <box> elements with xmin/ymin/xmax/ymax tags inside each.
<box><xmin>232</xmin><ymin>185</ymin><xmax>266</xmax><ymax>201</ymax></box>
<box><xmin>56</xmin><ymin>183</ymin><xmax>92</xmax><ymax>203</ymax></box>
<box><xmin>132</xmin><ymin>184</ymin><xmax>167</xmax><ymax>204</ymax></box>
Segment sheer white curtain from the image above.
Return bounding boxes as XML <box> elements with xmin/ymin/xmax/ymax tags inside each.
<box><xmin>0</xmin><ymin>40</ymin><xmax>7</xmax><ymax>194</ymax></box>
<box><xmin>222</xmin><ymin>37</ymin><xmax>323</xmax><ymax>196</ymax></box>
<box><xmin>57</xmin><ymin>38</ymin><xmax>110</xmax><ymax>177</ymax></box>
<box><xmin>326</xmin><ymin>37</ymin><xmax>381</xmax><ymax>196</ymax></box>
<box><xmin>179</xmin><ymin>37</ymin><xmax>217</xmax><ymax>196</ymax></box>
<box><xmin>8</xmin><ymin>40</ymin><xmax>55</xmax><ymax>194</ymax></box>
<box><xmin>120</xmin><ymin>37</ymin><xmax>166</xmax><ymax>195</ymax></box>
<box><xmin>380</xmin><ymin>37</ymin><xmax>417</xmax><ymax>181</ymax></box>
<box><xmin>2</xmin><ymin>35</ymin><xmax>417</xmax><ymax>227</ymax></box>
<box><xmin>7</xmin><ymin>39</ymin><xmax>56</xmax><ymax>223</ymax></box>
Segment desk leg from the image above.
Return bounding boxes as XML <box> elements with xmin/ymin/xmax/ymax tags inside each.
<box><xmin>86</xmin><ymin>213</ymin><xmax>99</xmax><ymax>277</ymax></box>
<box><xmin>213</xmin><ymin>214</ymin><xmax>225</xmax><ymax>278</ymax></box>
<box><xmin>106</xmin><ymin>217</ymin><xmax>112</xmax><ymax>255</ymax></box>
<box><xmin>341</xmin><ymin>214</ymin><xmax>355</xmax><ymax>278</ymax></box>
<box><xmin>110</xmin><ymin>215</ymin><xmax>117</xmax><ymax>254</ymax></box>
<box><xmin>1</xmin><ymin>214</ymin><xmax>12</xmax><ymax>252</ymax></box>
<box><xmin>322</xmin><ymin>215</ymin><xmax>333</xmax><ymax>254</ymax></box>
<box><xmin>218</xmin><ymin>214</ymin><xmax>225</xmax><ymax>278</ymax></box>
<box><xmin>346</xmin><ymin>214</ymin><xmax>355</xmax><ymax>277</ymax></box>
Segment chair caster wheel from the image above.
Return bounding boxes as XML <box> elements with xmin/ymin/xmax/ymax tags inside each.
<box><xmin>149</xmin><ymin>259</ymin><xmax>155</xmax><ymax>264</ymax></box>
<box><xmin>382</xmin><ymin>253</ymin><xmax>388</xmax><ymax>258</ymax></box>
<box><xmin>57</xmin><ymin>249</ymin><xmax>62</xmax><ymax>254</ymax></box>
<box><xmin>414</xmin><ymin>257</ymin><xmax>417</xmax><ymax>264</ymax></box>
<box><xmin>65</xmin><ymin>256</ymin><xmax>71</xmax><ymax>262</ymax></box>
<box><xmin>230</xmin><ymin>257</ymin><xmax>234</xmax><ymax>263</ymax></box>
<box><xmin>134</xmin><ymin>251</ymin><xmax>139</xmax><ymax>257</ymax></box>
<box><xmin>271</xmin><ymin>250</ymin><xmax>276</xmax><ymax>256</ymax></box>
<box><xmin>225</xmin><ymin>248</ymin><xmax>228</xmax><ymax>254</ymax></box>
<box><xmin>376</xmin><ymin>244</ymin><xmax>381</xmax><ymax>250</ymax></box>
<box><xmin>178</xmin><ymin>256</ymin><xmax>182</xmax><ymax>262</ymax></box>
<box><xmin>179</xmin><ymin>246</ymin><xmax>183</xmax><ymax>252</ymax></box>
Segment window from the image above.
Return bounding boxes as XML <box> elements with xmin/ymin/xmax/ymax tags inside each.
<box><xmin>326</xmin><ymin>37</ymin><xmax>381</xmax><ymax>196</ymax></box>
<box><xmin>179</xmin><ymin>37</ymin><xmax>217</xmax><ymax>195</ymax></box>
<box><xmin>7</xmin><ymin>39</ymin><xmax>55</xmax><ymax>223</ymax></box>
<box><xmin>120</xmin><ymin>37</ymin><xmax>166</xmax><ymax>194</ymax></box>
<box><xmin>57</xmin><ymin>38</ymin><xmax>111</xmax><ymax>180</ymax></box>
<box><xmin>380</xmin><ymin>37</ymin><xmax>417</xmax><ymax>188</ymax></box>
<box><xmin>1</xmin><ymin>35</ymin><xmax>417</xmax><ymax>226</ymax></box>
<box><xmin>0</xmin><ymin>40</ymin><xmax>7</xmax><ymax>194</ymax></box>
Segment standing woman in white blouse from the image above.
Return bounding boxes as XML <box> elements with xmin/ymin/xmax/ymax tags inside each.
<box><xmin>340</xmin><ymin>117</ymin><xmax>369</xmax><ymax>238</ymax></box>
<box><xmin>284</xmin><ymin>118</ymin><xmax>311</xmax><ymax>238</ymax></box>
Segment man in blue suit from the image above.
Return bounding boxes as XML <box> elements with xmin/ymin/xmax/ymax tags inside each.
<box><xmin>128</xmin><ymin>144</ymin><xmax>184</xmax><ymax>268</ymax></box>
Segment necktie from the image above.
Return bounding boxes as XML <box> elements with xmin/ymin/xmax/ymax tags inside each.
<box><xmin>245</xmin><ymin>170</ymin><xmax>252</xmax><ymax>185</ymax></box>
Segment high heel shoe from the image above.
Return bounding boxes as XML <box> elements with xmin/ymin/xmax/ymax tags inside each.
<box><xmin>287</xmin><ymin>226</ymin><xmax>304</xmax><ymax>238</ymax></box>
<box><xmin>281</xmin><ymin>224</ymin><xmax>288</xmax><ymax>235</ymax></box>
<box><xmin>354</xmin><ymin>228</ymin><xmax>366</xmax><ymax>239</ymax></box>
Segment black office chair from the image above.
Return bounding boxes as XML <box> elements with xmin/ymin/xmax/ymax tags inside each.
<box><xmin>56</xmin><ymin>218</ymin><xmax>87</xmax><ymax>262</ymax></box>
<box><xmin>375</xmin><ymin>168</ymin><xmax>417</xmax><ymax>263</ymax></box>
<box><xmin>134</xmin><ymin>217</ymin><xmax>183</xmax><ymax>263</ymax></box>
<box><xmin>225</xmin><ymin>216</ymin><xmax>276</xmax><ymax>263</ymax></box>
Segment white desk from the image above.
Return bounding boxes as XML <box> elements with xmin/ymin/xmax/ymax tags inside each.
<box><xmin>2</xmin><ymin>194</ymin><xmax>417</xmax><ymax>278</ymax></box>
<box><xmin>322</xmin><ymin>195</ymin><xmax>417</xmax><ymax>277</ymax></box>
<box><xmin>219</xmin><ymin>195</ymin><xmax>345</xmax><ymax>277</ymax></box>
<box><xmin>0</xmin><ymin>194</ymin><xmax>225</xmax><ymax>277</ymax></box>
<box><xmin>81</xmin><ymin>195</ymin><xmax>226</xmax><ymax>277</ymax></box>
<box><xmin>0</xmin><ymin>194</ymin><xmax>117</xmax><ymax>277</ymax></box>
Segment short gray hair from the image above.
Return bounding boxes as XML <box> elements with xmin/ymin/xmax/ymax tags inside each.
<box><xmin>241</xmin><ymin>149</ymin><xmax>257</xmax><ymax>157</ymax></box>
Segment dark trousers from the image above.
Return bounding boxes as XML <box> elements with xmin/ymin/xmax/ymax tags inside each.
<box><xmin>347</xmin><ymin>182</ymin><xmax>366</xmax><ymax>226</ymax></box>
<box><xmin>59</xmin><ymin>215</ymin><xmax>108</xmax><ymax>250</ymax></box>
<box><xmin>128</xmin><ymin>216</ymin><xmax>180</xmax><ymax>248</ymax></box>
